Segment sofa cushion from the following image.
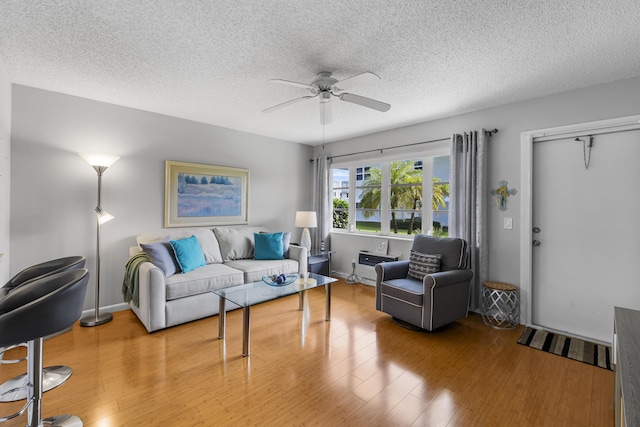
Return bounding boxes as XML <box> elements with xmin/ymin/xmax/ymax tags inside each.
<box><xmin>189</xmin><ymin>228</ymin><xmax>223</xmax><ymax>264</ymax></box>
<box><xmin>213</xmin><ymin>226</ymin><xmax>265</xmax><ymax>260</ymax></box>
<box><xmin>254</xmin><ymin>232</ymin><xmax>284</xmax><ymax>260</ymax></box>
<box><xmin>137</xmin><ymin>228</ymin><xmax>223</xmax><ymax>264</ymax></box>
<box><xmin>165</xmin><ymin>263</ymin><xmax>244</xmax><ymax>300</ymax></box>
<box><xmin>407</xmin><ymin>250</ymin><xmax>441</xmax><ymax>281</ymax></box>
<box><xmin>170</xmin><ymin>236</ymin><xmax>206</xmax><ymax>273</ymax></box>
<box><xmin>224</xmin><ymin>259</ymin><xmax>298</xmax><ymax>283</ymax></box>
<box><xmin>140</xmin><ymin>238</ymin><xmax>180</xmax><ymax>277</ymax></box>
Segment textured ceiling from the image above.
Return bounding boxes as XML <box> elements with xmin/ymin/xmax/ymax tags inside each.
<box><xmin>1</xmin><ymin>1</ymin><xmax>640</xmax><ymax>145</ymax></box>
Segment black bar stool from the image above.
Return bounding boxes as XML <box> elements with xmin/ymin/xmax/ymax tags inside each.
<box><xmin>0</xmin><ymin>268</ymin><xmax>89</xmax><ymax>427</ymax></box>
<box><xmin>0</xmin><ymin>256</ymin><xmax>85</xmax><ymax>402</ymax></box>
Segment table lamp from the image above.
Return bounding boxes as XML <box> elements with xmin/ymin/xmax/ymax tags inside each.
<box><xmin>295</xmin><ymin>211</ymin><xmax>317</xmax><ymax>253</ymax></box>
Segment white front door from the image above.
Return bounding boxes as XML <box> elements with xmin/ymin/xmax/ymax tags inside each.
<box><xmin>531</xmin><ymin>129</ymin><xmax>640</xmax><ymax>344</ymax></box>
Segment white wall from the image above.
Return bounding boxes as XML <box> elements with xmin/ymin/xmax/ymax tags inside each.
<box><xmin>318</xmin><ymin>76</ymin><xmax>640</xmax><ymax>288</ymax></box>
<box><xmin>10</xmin><ymin>85</ymin><xmax>314</xmax><ymax>311</ymax></box>
<box><xmin>0</xmin><ymin>54</ymin><xmax>11</xmax><ymax>283</ymax></box>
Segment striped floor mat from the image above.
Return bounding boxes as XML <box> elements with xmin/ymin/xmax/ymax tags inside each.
<box><xmin>517</xmin><ymin>327</ymin><xmax>612</xmax><ymax>370</ymax></box>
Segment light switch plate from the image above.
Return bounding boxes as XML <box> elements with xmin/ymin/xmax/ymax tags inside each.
<box><xmin>504</xmin><ymin>217</ymin><xmax>513</xmax><ymax>229</ymax></box>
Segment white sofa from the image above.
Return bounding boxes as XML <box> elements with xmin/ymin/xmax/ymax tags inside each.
<box><xmin>126</xmin><ymin>226</ymin><xmax>307</xmax><ymax>332</ymax></box>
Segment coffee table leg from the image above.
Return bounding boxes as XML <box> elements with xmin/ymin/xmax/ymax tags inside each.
<box><xmin>218</xmin><ymin>297</ymin><xmax>226</xmax><ymax>339</ymax></box>
<box><xmin>242</xmin><ymin>306</ymin><xmax>251</xmax><ymax>357</ymax></box>
<box><xmin>299</xmin><ymin>291</ymin><xmax>305</xmax><ymax>310</ymax></box>
<box><xmin>325</xmin><ymin>283</ymin><xmax>331</xmax><ymax>321</ymax></box>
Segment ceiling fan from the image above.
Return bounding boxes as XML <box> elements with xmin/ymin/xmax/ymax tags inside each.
<box><xmin>262</xmin><ymin>71</ymin><xmax>391</xmax><ymax>125</ymax></box>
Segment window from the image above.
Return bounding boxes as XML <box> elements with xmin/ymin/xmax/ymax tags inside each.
<box><xmin>355</xmin><ymin>166</ymin><xmax>371</xmax><ymax>181</ymax></box>
<box><xmin>355</xmin><ymin>163</ymin><xmax>381</xmax><ymax>232</ymax></box>
<box><xmin>432</xmin><ymin>156</ymin><xmax>450</xmax><ymax>237</ymax></box>
<box><xmin>389</xmin><ymin>160</ymin><xmax>423</xmax><ymax>235</ymax></box>
<box><xmin>331</xmin><ymin>152</ymin><xmax>450</xmax><ymax>237</ymax></box>
<box><xmin>332</xmin><ymin>168</ymin><xmax>349</xmax><ymax>230</ymax></box>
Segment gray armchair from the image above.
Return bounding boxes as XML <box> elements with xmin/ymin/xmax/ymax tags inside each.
<box><xmin>375</xmin><ymin>234</ymin><xmax>473</xmax><ymax>331</ymax></box>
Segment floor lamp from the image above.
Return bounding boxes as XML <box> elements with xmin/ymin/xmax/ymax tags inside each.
<box><xmin>79</xmin><ymin>153</ymin><xmax>119</xmax><ymax>327</ymax></box>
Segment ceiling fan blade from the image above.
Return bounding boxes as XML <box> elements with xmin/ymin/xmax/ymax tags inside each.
<box><xmin>339</xmin><ymin>93</ymin><xmax>391</xmax><ymax>112</ymax></box>
<box><xmin>268</xmin><ymin>79</ymin><xmax>317</xmax><ymax>92</ymax></box>
<box><xmin>262</xmin><ymin>95</ymin><xmax>315</xmax><ymax>113</ymax></box>
<box><xmin>320</xmin><ymin>101</ymin><xmax>332</xmax><ymax>125</ymax></box>
<box><xmin>333</xmin><ymin>72</ymin><xmax>380</xmax><ymax>91</ymax></box>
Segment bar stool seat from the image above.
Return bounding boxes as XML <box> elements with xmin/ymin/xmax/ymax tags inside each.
<box><xmin>0</xmin><ymin>256</ymin><xmax>85</xmax><ymax>403</ymax></box>
<box><xmin>0</xmin><ymin>269</ymin><xmax>89</xmax><ymax>427</ymax></box>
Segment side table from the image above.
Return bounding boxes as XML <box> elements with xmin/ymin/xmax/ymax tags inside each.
<box><xmin>481</xmin><ymin>281</ymin><xmax>519</xmax><ymax>329</ymax></box>
<box><xmin>308</xmin><ymin>250</ymin><xmax>334</xmax><ymax>277</ymax></box>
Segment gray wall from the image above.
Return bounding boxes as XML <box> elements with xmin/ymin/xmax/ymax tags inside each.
<box><xmin>10</xmin><ymin>85</ymin><xmax>314</xmax><ymax>311</ymax></box>
<box><xmin>0</xmin><ymin>54</ymin><xmax>10</xmax><ymax>283</ymax></box>
<box><xmin>317</xmin><ymin>76</ymin><xmax>640</xmax><ymax>288</ymax></box>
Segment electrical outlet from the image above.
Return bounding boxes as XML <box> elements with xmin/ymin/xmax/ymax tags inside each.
<box><xmin>504</xmin><ymin>217</ymin><xmax>513</xmax><ymax>230</ymax></box>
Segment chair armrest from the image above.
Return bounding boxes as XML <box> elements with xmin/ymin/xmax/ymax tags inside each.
<box><xmin>375</xmin><ymin>260</ymin><xmax>410</xmax><ymax>282</ymax></box>
<box><xmin>287</xmin><ymin>245</ymin><xmax>308</xmax><ymax>274</ymax></box>
<box><xmin>375</xmin><ymin>261</ymin><xmax>410</xmax><ymax>311</ymax></box>
<box><xmin>424</xmin><ymin>269</ymin><xmax>474</xmax><ymax>289</ymax></box>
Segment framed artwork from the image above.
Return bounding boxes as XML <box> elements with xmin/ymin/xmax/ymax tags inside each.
<box><xmin>374</xmin><ymin>238</ymin><xmax>389</xmax><ymax>255</ymax></box>
<box><xmin>164</xmin><ymin>160</ymin><xmax>249</xmax><ymax>228</ymax></box>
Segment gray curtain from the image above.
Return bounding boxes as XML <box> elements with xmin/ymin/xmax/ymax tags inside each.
<box><xmin>450</xmin><ymin>130</ymin><xmax>488</xmax><ymax>310</ymax></box>
<box><xmin>312</xmin><ymin>155</ymin><xmax>332</xmax><ymax>253</ymax></box>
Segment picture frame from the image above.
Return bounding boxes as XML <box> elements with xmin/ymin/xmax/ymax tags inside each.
<box><xmin>164</xmin><ymin>160</ymin><xmax>249</xmax><ymax>228</ymax></box>
<box><xmin>373</xmin><ymin>238</ymin><xmax>389</xmax><ymax>255</ymax></box>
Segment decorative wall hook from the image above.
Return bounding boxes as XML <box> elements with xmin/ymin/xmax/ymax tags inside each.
<box><xmin>490</xmin><ymin>180</ymin><xmax>517</xmax><ymax>211</ymax></box>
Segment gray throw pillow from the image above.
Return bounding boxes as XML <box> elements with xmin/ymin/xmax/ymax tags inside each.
<box><xmin>407</xmin><ymin>250</ymin><xmax>441</xmax><ymax>281</ymax></box>
<box><xmin>140</xmin><ymin>238</ymin><xmax>181</xmax><ymax>277</ymax></box>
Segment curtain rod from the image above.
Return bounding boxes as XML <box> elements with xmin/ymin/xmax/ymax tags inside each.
<box><xmin>327</xmin><ymin>136</ymin><xmax>449</xmax><ymax>161</ymax></box>
<box><xmin>313</xmin><ymin>128</ymin><xmax>498</xmax><ymax>162</ymax></box>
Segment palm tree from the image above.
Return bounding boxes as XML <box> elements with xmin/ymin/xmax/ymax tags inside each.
<box><xmin>389</xmin><ymin>161</ymin><xmax>421</xmax><ymax>233</ymax></box>
<box><xmin>359</xmin><ymin>161</ymin><xmax>450</xmax><ymax>234</ymax></box>
<box><xmin>432</xmin><ymin>177</ymin><xmax>449</xmax><ymax>211</ymax></box>
<box><xmin>358</xmin><ymin>166</ymin><xmax>382</xmax><ymax>223</ymax></box>
<box><xmin>359</xmin><ymin>161</ymin><xmax>422</xmax><ymax>233</ymax></box>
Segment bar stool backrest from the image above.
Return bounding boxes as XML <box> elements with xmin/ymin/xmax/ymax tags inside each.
<box><xmin>0</xmin><ymin>256</ymin><xmax>86</xmax><ymax>299</ymax></box>
<box><xmin>0</xmin><ymin>269</ymin><xmax>89</xmax><ymax>348</ymax></box>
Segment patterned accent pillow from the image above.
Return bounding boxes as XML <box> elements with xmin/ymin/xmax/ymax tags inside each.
<box><xmin>407</xmin><ymin>250</ymin><xmax>441</xmax><ymax>281</ymax></box>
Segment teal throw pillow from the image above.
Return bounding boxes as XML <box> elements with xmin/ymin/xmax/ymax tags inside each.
<box><xmin>254</xmin><ymin>232</ymin><xmax>284</xmax><ymax>260</ymax></box>
<box><xmin>260</xmin><ymin>231</ymin><xmax>291</xmax><ymax>258</ymax></box>
<box><xmin>170</xmin><ymin>235</ymin><xmax>206</xmax><ymax>273</ymax></box>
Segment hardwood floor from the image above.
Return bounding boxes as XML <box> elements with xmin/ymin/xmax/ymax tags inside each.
<box><xmin>2</xmin><ymin>279</ymin><xmax>613</xmax><ymax>426</ymax></box>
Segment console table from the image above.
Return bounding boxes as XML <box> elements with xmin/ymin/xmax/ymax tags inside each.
<box><xmin>613</xmin><ymin>306</ymin><xmax>640</xmax><ymax>426</ymax></box>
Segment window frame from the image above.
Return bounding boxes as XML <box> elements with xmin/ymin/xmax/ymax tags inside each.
<box><xmin>331</xmin><ymin>141</ymin><xmax>451</xmax><ymax>238</ymax></box>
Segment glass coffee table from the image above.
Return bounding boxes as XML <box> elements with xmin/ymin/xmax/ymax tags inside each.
<box><xmin>213</xmin><ymin>272</ymin><xmax>337</xmax><ymax>356</ymax></box>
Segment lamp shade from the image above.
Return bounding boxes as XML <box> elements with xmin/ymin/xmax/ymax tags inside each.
<box><xmin>79</xmin><ymin>153</ymin><xmax>120</xmax><ymax>168</ymax></box>
<box><xmin>95</xmin><ymin>207</ymin><xmax>114</xmax><ymax>224</ymax></box>
<box><xmin>295</xmin><ymin>211</ymin><xmax>317</xmax><ymax>228</ymax></box>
